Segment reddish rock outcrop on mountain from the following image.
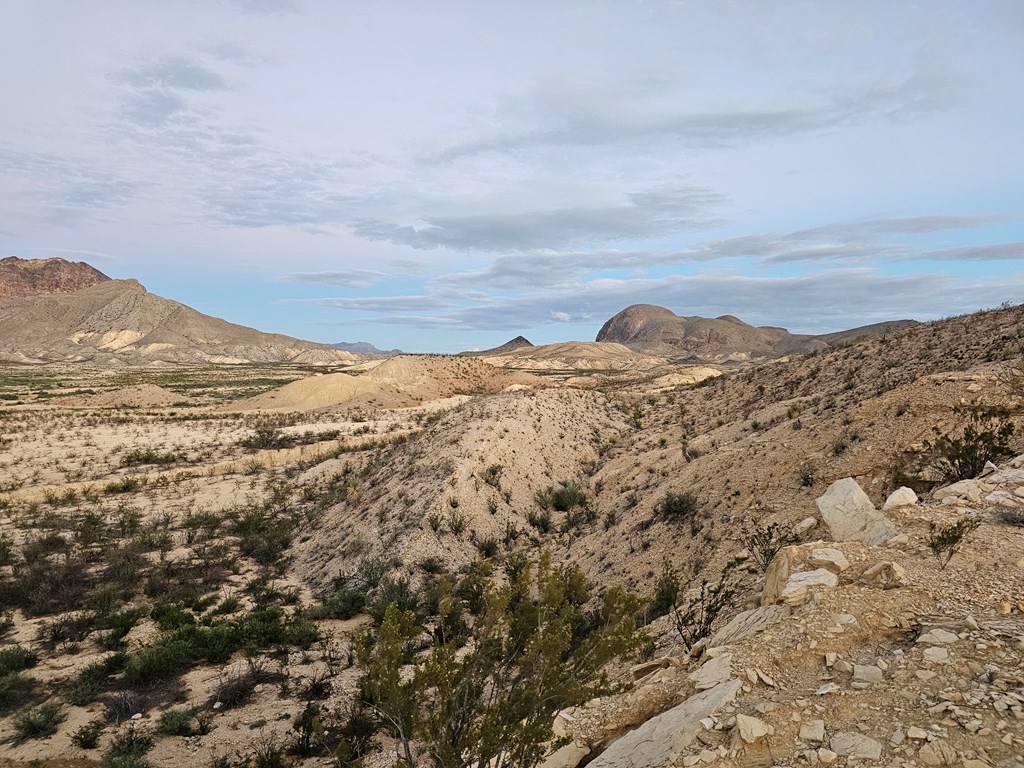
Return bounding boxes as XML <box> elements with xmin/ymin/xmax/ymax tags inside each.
<box><xmin>0</xmin><ymin>256</ymin><xmax>110</xmax><ymax>298</ymax></box>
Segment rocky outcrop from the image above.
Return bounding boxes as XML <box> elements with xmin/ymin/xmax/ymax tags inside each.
<box><xmin>587</xmin><ymin>679</ymin><xmax>743</xmax><ymax>768</ymax></box>
<box><xmin>816</xmin><ymin>478</ymin><xmax>899</xmax><ymax>545</ymax></box>
<box><xmin>0</xmin><ymin>256</ymin><xmax>109</xmax><ymax>297</ymax></box>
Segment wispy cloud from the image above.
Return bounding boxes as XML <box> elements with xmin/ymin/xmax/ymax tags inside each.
<box><xmin>281</xmin><ymin>269</ymin><xmax>386</xmax><ymax>288</ymax></box>
<box><xmin>353</xmin><ymin>186</ymin><xmax>724</xmax><ymax>252</ymax></box>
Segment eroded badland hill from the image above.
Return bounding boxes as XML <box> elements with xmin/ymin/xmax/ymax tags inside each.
<box><xmin>0</xmin><ymin>298</ymin><xmax>1022</xmax><ymax>768</ymax></box>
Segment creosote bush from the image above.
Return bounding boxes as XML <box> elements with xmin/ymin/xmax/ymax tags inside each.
<box><xmin>350</xmin><ymin>552</ymin><xmax>643</xmax><ymax>768</ymax></box>
<box><xmin>928</xmin><ymin>517</ymin><xmax>981</xmax><ymax>570</ymax></box>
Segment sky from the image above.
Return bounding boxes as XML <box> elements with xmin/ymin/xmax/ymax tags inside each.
<box><xmin>1</xmin><ymin>1</ymin><xmax>1023</xmax><ymax>353</ymax></box>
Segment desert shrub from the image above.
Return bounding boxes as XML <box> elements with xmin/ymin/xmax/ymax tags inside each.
<box><xmin>104</xmin><ymin>476</ymin><xmax>144</xmax><ymax>495</ymax></box>
<box><xmin>995</xmin><ymin>354</ymin><xmax>1024</xmax><ymax>398</ymax></box>
<box><xmin>670</xmin><ymin>559</ymin><xmax>741</xmax><ymax>650</ymax></box>
<box><xmin>475</xmin><ymin>536</ymin><xmax>499</xmax><ymax>558</ymax></box>
<box><xmin>742</xmin><ymin>522</ymin><xmax>792</xmax><ymax>572</ymax></box>
<box><xmin>151</xmin><ymin>602</ymin><xmax>196</xmax><ymax>631</ymax></box>
<box><xmin>928</xmin><ymin>517</ymin><xmax>982</xmax><ymax>570</ymax></box>
<box><xmin>14</xmin><ymin>701</ymin><xmax>65</xmax><ymax>740</ymax></box>
<box><xmin>100</xmin><ymin>729</ymin><xmax>154</xmax><ymax>768</ymax></box>
<box><xmin>121</xmin><ymin>449</ymin><xmax>178</xmax><ymax>467</ymax></box>
<box><xmin>334</xmin><ymin>703</ymin><xmax>377</xmax><ymax>765</ymax></box>
<box><xmin>647</xmin><ymin>561</ymin><xmax>679</xmax><ymax>621</ymax></box>
<box><xmin>71</xmin><ymin>720</ymin><xmax>104</xmax><ymax>749</ymax></box>
<box><xmin>929</xmin><ymin>407</ymin><xmax>1015</xmax><ymax>482</ymax></box>
<box><xmin>157</xmin><ymin>706</ymin><xmax>209</xmax><ymax>736</ymax></box>
<box><xmin>105</xmin><ymin>690</ymin><xmax>143</xmax><ymax>724</ymax></box>
<box><xmin>0</xmin><ymin>644</ymin><xmax>38</xmax><ymax>675</ymax></box>
<box><xmin>659</xmin><ymin>490</ymin><xmax>699</xmax><ymax>522</ymax></box>
<box><xmin>312</xmin><ymin>586</ymin><xmax>367</xmax><ymax>620</ymax></box>
<box><xmin>68</xmin><ymin>653</ymin><xmax>129</xmax><ymax>706</ymax></box>
<box><xmin>526</xmin><ymin>508</ymin><xmax>553</xmax><ymax>533</ymax></box>
<box><xmin>0</xmin><ymin>672</ymin><xmax>36</xmax><ymax>713</ymax></box>
<box><xmin>354</xmin><ymin>553</ymin><xmax>642</xmax><ymax>768</ymax></box>
<box><xmin>551</xmin><ymin>480</ymin><xmax>585</xmax><ymax>513</ymax></box>
<box><xmin>369</xmin><ymin>576</ymin><xmax>418</xmax><ymax>625</ymax></box>
<box><xmin>481</xmin><ymin>463</ymin><xmax>503</xmax><ymax>488</ymax></box>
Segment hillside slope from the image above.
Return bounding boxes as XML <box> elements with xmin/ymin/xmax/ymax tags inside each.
<box><xmin>0</xmin><ymin>279</ymin><xmax>357</xmax><ymax>365</ymax></box>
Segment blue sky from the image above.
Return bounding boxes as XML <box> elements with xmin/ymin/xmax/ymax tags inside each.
<box><xmin>2</xmin><ymin>1</ymin><xmax>1022</xmax><ymax>353</ymax></box>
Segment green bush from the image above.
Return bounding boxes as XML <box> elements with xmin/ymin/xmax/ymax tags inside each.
<box><xmin>14</xmin><ymin>701</ymin><xmax>65</xmax><ymax>740</ymax></box>
<box><xmin>157</xmin><ymin>706</ymin><xmax>210</xmax><ymax>736</ymax></box>
<box><xmin>0</xmin><ymin>644</ymin><xmax>38</xmax><ymax>675</ymax></box>
<box><xmin>72</xmin><ymin>720</ymin><xmax>104</xmax><ymax>749</ymax></box>
<box><xmin>929</xmin><ymin>408</ymin><xmax>1015</xmax><ymax>482</ymax></box>
<box><xmin>0</xmin><ymin>671</ymin><xmax>36</xmax><ymax>713</ymax></box>
<box><xmin>659</xmin><ymin>490</ymin><xmax>699</xmax><ymax>521</ymax></box>
<box><xmin>100</xmin><ymin>730</ymin><xmax>154</xmax><ymax>768</ymax></box>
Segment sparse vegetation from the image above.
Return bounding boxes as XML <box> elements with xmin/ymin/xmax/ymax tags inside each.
<box><xmin>928</xmin><ymin>517</ymin><xmax>982</xmax><ymax>570</ymax></box>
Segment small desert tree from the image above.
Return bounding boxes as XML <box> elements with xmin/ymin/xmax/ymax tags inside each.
<box><xmin>928</xmin><ymin>407</ymin><xmax>1015</xmax><ymax>482</ymax></box>
<box><xmin>353</xmin><ymin>553</ymin><xmax>643</xmax><ymax>768</ymax></box>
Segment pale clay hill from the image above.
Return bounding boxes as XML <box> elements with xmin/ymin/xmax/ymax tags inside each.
<box><xmin>0</xmin><ymin>256</ymin><xmax>110</xmax><ymax>298</ymax></box>
<box><xmin>0</xmin><ymin>278</ymin><xmax>356</xmax><ymax>366</ymax></box>
<box><xmin>0</xmin><ymin>289</ymin><xmax>1023</xmax><ymax>768</ymax></box>
<box><xmin>597</xmin><ymin>304</ymin><xmax>919</xmax><ymax>360</ymax></box>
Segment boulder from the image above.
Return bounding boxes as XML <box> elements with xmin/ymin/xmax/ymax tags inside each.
<box><xmin>808</xmin><ymin>547</ymin><xmax>850</xmax><ymax>573</ymax></box>
<box><xmin>830</xmin><ymin>732</ymin><xmax>882</xmax><ymax>760</ymax></box>
<box><xmin>816</xmin><ymin>478</ymin><xmax>898</xmax><ymax>545</ymax></box>
<box><xmin>781</xmin><ymin>569</ymin><xmax>839</xmax><ymax>606</ymax></box>
<box><xmin>540</xmin><ymin>741</ymin><xmax>590</xmax><ymax>768</ymax></box>
<box><xmin>761</xmin><ymin>547</ymin><xmax>793</xmax><ymax>605</ymax></box>
<box><xmin>882</xmin><ymin>486</ymin><xmax>918</xmax><ymax>510</ymax></box>
<box><xmin>588</xmin><ymin>679</ymin><xmax>743</xmax><ymax>768</ymax></box>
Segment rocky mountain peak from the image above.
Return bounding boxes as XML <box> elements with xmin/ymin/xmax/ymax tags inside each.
<box><xmin>0</xmin><ymin>256</ymin><xmax>110</xmax><ymax>298</ymax></box>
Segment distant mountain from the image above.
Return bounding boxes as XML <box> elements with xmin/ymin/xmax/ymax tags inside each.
<box><xmin>459</xmin><ymin>335</ymin><xmax>534</xmax><ymax>357</ymax></box>
<box><xmin>0</xmin><ymin>256</ymin><xmax>110</xmax><ymax>298</ymax></box>
<box><xmin>597</xmin><ymin>304</ymin><xmax>917</xmax><ymax>361</ymax></box>
<box><xmin>332</xmin><ymin>342</ymin><xmax>403</xmax><ymax>356</ymax></box>
<box><xmin>0</xmin><ymin>275</ymin><xmax>357</xmax><ymax>366</ymax></box>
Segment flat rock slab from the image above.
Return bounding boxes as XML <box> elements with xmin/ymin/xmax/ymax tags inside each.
<box><xmin>781</xmin><ymin>568</ymin><xmax>839</xmax><ymax>606</ymax></box>
<box><xmin>710</xmin><ymin>604</ymin><xmax>790</xmax><ymax>647</ymax></box>
<box><xmin>816</xmin><ymin>478</ymin><xmax>898</xmax><ymax>545</ymax></box>
<box><xmin>830</xmin><ymin>732</ymin><xmax>883</xmax><ymax>760</ymax></box>
<box><xmin>688</xmin><ymin>652</ymin><xmax>733</xmax><ymax>690</ymax></box>
<box><xmin>588</xmin><ymin>679</ymin><xmax>743</xmax><ymax>768</ymax></box>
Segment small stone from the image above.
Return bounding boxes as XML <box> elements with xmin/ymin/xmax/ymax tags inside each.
<box><xmin>923</xmin><ymin>647</ymin><xmax>950</xmax><ymax>664</ymax></box>
<box><xmin>883</xmin><ymin>487</ymin><xmax>918</xmax><ymax>510</ymax></box>
<box><xmin>815</xmin><ymin>683</ymin><xmax>840</xmax><ymax>695</ymax></box>
<box><xmin>735</xmin><ymin>713</ymin><xmax>773</xmax><ymax>743</ymax></box>
<box><xmin>781</xmin><ymin>569</ymin><xmax>839</xmax><ymax>606</ymax></box>
<box><xmin>809</xmin><ymin>548</ymin><xmax>851</xmax><ymax>573</ymax></box>
<box><xmin>907</xmin><ymin>726</ymin><xmax>929</xmax><ymax>740</ymax></box>
<box><xmin>919</xmin><ymin>739</ymin><xmax>958</xmax><ymax>766</ymax></box>
<box><xmin>890</xmin><ymin>728</ymin><xmax>905</xmax><ymax>746</ymax></box>
<box><xmin>793</xmin><ymin>516</ymin><xmax>818</xmax><ymax>536</ymax></box>
<box><xmin>995</xmin><ymin>601</ymin><xmax>1012</xmax><ymax>615</ymax></box>
<box><xmin>800</xmin><ymin>720</ymin><xmax>826</xmax><ymax>742</ymax></box>
<box><xmin>824</xmin><ymin>652</ymin><xmax>838</xmax><ymax>668</ymax></box>
<box><xmin>917</xmin><ymin>628</ymin><xmax>958</xmax><ymax>645</ymax></box>
<box><xmin>853</xmin><ymin>664</ymin><xmax>884</xmax><ymax>684</ymax></box>
<box><xmin>860</xmin><ymin>560</ymin><xmax>908</xmax><ymax>589</ymax></box>
<box><xmin>817</xmin><ymin>748</ymin><xmax>838</xmax><ymax>765</ymax></box>
<box><xmin>834</xmin><ymin>660</ymin><xmax>854</xmax><ymax>674</ymax></box>
<box><xmin>916</xmin><ymin>670</ymin><xmax>938</xmax><ymax>681</ymax></box>
<box><xmin>830</xmin><ymin>732</ymin><xmax>882</xmax><ymax>760</ymax></box>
